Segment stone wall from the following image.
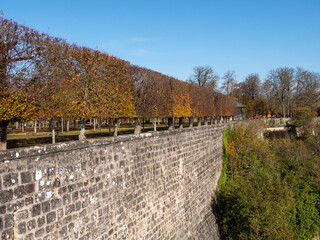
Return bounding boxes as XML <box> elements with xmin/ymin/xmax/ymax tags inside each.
<box><xmin>0</xmin><ymin>125</ymin><xmax>224</xmax><ymax>240</ymax></box>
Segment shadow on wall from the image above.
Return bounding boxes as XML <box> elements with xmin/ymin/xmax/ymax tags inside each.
<box><xmin>211</xmin><ymin>194</ymin><xmax>227</xmax><ymax>240</ymax></box>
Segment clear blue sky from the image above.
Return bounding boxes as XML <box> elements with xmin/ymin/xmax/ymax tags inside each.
<box><xmin>2</xmin><ymin>0</ymin><xmax>320</xmax><ymax>83</ymax></box>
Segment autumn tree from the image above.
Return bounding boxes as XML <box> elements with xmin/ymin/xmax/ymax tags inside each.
<box><xmin>0</xmin><ymin>17</ymin><xmax>40</xmax><ymax>150</ymax></box>
<box><xmin>36</xmin><ymin>38</ymin><xmax>73</xmax><ymax>143</ymax></box>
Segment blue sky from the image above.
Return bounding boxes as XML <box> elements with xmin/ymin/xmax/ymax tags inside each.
<box><xmin>2</xmin><ymin>0</ymin><xmax>320</xmax><ymax>83</ymax></box>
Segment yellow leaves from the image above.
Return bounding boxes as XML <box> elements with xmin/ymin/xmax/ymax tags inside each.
<box><xmin>0</xmin><ymin>91</ymin><xmax>34</xmax><ymax>122</ymax></box>
<box><xmin>227</xmin><ymin>141</ymin><xmax>237</xmax><ymax>158</ymax></box>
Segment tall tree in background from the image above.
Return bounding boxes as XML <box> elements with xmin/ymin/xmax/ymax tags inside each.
<box><xmin>243</xmin><ymin>73</ymin><xmax>261</xmax><ymax>101</ymax></box>
<box><xmin>266</xmin><ymin>67</ymin><xmax>295</xmax><ymax>118</ymax></box>
<box><xmin>294</xmin><ymin>67</ymin><xmax>320</xmax><ymax>111</ymax></box>
<box><xmin>221</xmin><ymin>70</ymin><xmax>236</xmax><ymax>95</ymax></box>
<box><xmin>188</xmin><ymin>66</ymin><xmax>219</xmax><ymax>90</ymax></box>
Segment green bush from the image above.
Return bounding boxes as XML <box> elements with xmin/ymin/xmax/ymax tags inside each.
<box><xmin>217</xmin><ymin>121</ymin><xmax>320</xmax><ymax>239</ymax></box>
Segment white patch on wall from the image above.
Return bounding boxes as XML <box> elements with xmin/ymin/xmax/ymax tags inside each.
<box><xmin>35</xmin><ymin>170</ymin><xmax>42</xmax><ymax>180</ymax></box>
<box><xmin>15</xmin><ymin>152</ymin><xmax>19</xmax><ymax>158</ymax></box>
<box><xmin>46</xmin><ymin>191</ymin><xmax>54</xmax><ymax>199</ymax></box>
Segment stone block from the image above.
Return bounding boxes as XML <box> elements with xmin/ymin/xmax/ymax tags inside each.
<box><xmin>32</xmin><ymin>204</ymin><xmax>41</xmax><ymax>217</ymax></box>
<box><xmin>21</xmin><ymin>172</ymin><xmax>32</xmax><ymax>184</ymax></box>
<box><xmin>14</xmin><ymin>185</ymin><xmax>26</xmax><ymax>198</ymax></box>
<box><xmin>0</xmin><ymin>189</ymin><xmax>13</xmax><ymax>204</ymax></box>
<box><xmin>46</xmin><ymin>211</ymin><xmax>56</xmax><ymax>224</ymax></box>
<box><xmin>3</xmin><ymin>173</ymin><xmax>18</xmax><ymax>187</ymax></box>
<box><xmin>18</xmin><ymin>222</ymin><xmax>26</xmax><ymax>234</ymax></box>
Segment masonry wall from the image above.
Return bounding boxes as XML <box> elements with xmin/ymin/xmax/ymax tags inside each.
<box><xmin>0</xmin><ymin>125</ymin><xmax>224</xmax><ymax>240</ymax></box>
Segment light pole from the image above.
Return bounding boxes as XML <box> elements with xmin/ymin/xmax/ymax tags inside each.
<box><xmin>170</xmin><ymin>79</ymin><xmax>175</xmax><ymax>129</ymax></box>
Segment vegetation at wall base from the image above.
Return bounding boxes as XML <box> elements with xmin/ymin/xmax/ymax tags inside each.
<box><xmin>218</xmin><ymin>120</ymin><xmax>320</xmax><ymax>240</ymax></box>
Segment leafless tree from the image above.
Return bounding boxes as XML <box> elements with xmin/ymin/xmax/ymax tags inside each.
<box><xmin>243</xmin><ymin>73</ymin><xmax>261</xmax><ymax>101</ymax></box>
<box><xmin>294</xmin><ymin>67</ymin><xmax>320</xmax><ymax>111</ymax></box>
<box><xmin>266</xmin><ymin>67</ymin><xmax>295</xmax><ymax>117</ymax></box>
<box><xmin>188</xmin><ymin>66</ymin><xmax>219</xmax><ymax>90</ymax></box>
<box><xmin>221</xmin><ymin>70</ymin><xmax>236</xmax><ymax>95</ymax></box>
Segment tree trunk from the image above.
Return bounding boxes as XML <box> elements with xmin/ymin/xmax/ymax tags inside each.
<box><xmin>66</xmin><ymin>119</ymin><xmax>70</xmax><ymax>132</ymax></box>
<box><xmin>153</xmin><ymin>118</ymin><xmax>157</xmax><ymax>131</ymax></box>
<box><xmin>56</xmin><ymin>120</ymin><xmax>60</xmax><ymax>138</ymax></box>
<box><xmin>204</xmin><ymin>117</ymin><xmax>208</xmax><ymax>125</ymax></box>
<box><xmin>51</xmin><ymin>120</ymin><xmax>56</xmax><ymax>144</ymax></box>
<box><xmin>134</xmin><ymin>118</ymin><xmax>142</xmax><ymax>134</ymax></box>
<box><xmin>198</xmin><ymin>117</ymin><xmax>202</xmax><ymax>126</ymax></box>
<box><xmin>0</xmin><ymin>121</ymin><xmax>9</xmax><ymax>150</ymax></box>
<box><xmin>98</xmin><ymin>119</ymin><xmax>101</xmax><ymax>131</ymax></box>
<box><xmin>79</xmin><ymin>118</ymin><xmax>86</xmax><ymax>140</ymax></box>
<box><xmin>93</xmin><ymin>118</ymin><xmax>96</xmax><ymax>131</ymax></box>
<box><xmin>21</xmin><ymin>122</ymin><xmax>24</xmax><ymax>132</ymax></box>
<box><xmin>34</xmin><ymin>120</ymin><xmax>37</xmax><ymax>133</ymax></box>
<box><xmin>179</xmin><ymin>117</ymin><xmax>183</xmax><ymax>129</ymax></box>
<box><xmin>189</xmin><ymin>117</ymin><xmax>194</xmax><ymax>128</ymax></box>
<box><xmin>114</xmin><ymin>118</ymin><xmax>119</xmax><ymax>136</ymax></box>
<box><xmin>168</xmin><ymin>118</ymin><xmax>173</xmax><ymax>130</ymax></box>
<box><xmin>61</xmin><ymin>118</ymin><xmax>64</xmax><ymax>133</ymax></box>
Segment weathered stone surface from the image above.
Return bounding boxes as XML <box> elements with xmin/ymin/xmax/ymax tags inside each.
<box><xmin>46</xmin><ymin>211</ymin><xmax>56</xmax><ymax>224</ymax></box>
<box><xmin>3</xmin><ymin>173</ymin><xmax>18</xmax><ymax>187</ymax></box>
<box><xmin>21</xmin><ymin>172</ymin><xmax>32</xmax><ymax>184</ymax></box>
<box><xmin>0</xmin><ymin>125</ymin><xmax>226</xmax><ymax>239</ymax></box>
<box><xmin>18</xmin><ymin>222</ymin><xmax>26</xmax><ymax>234</ymax></box>
<box><xmin>32</xmin><ymin>204</ymin><xmax>41</xmax><ymax>217</ymax></box>
<box><xmin>0</xmin><ymin>190</ymin><xmax>13</xmax><ymax>204</ymax></box>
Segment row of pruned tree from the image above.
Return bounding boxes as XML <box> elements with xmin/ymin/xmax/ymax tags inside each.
<box><xmin>0</xmin><ymin>17</ymin><xmax>237</xmax><ymax>150</ymax></box>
